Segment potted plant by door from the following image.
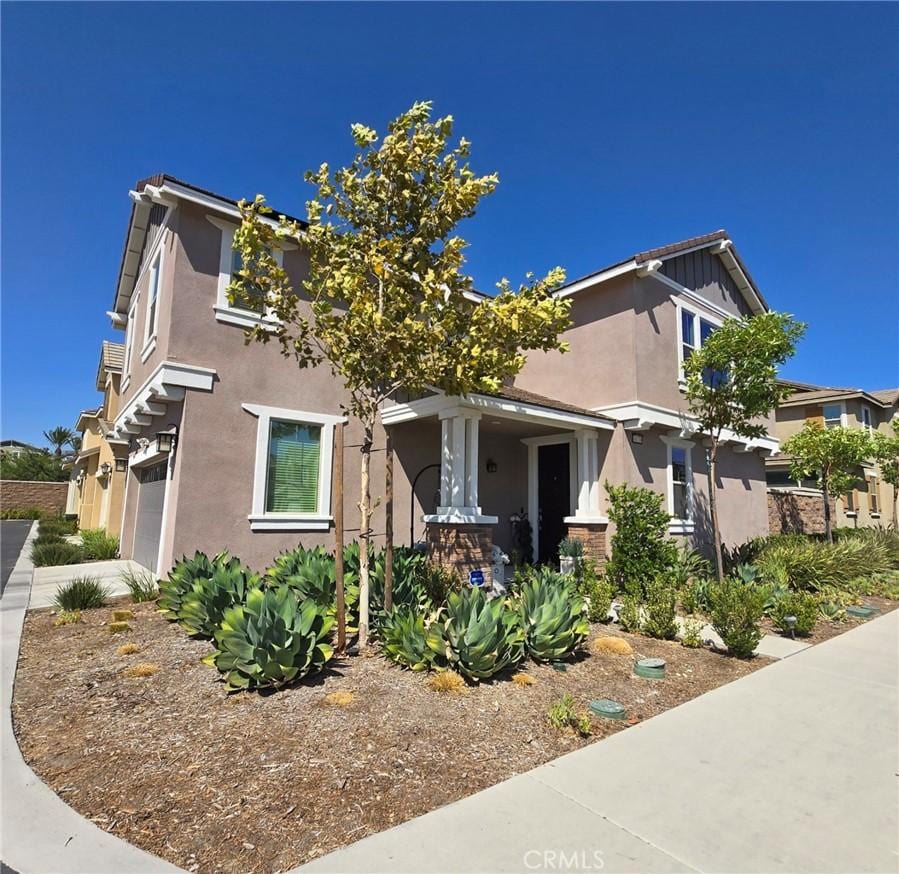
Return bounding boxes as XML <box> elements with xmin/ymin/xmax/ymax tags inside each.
<box><xmin>558</xmin><ymin>538</ymin><xmax>583</xmax><ymax>575</ymax></box>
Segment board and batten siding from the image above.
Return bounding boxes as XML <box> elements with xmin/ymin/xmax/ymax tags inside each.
<box><xmin>661</xmin><ymin>250</ymin><xmax>751</xmax><ymax>317</ymax></box>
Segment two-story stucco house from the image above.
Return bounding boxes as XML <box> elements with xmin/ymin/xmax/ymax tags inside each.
<box><xmin>67</xmin><ymin>341</ymin><xmax>130</xmax><ymax>534</ymax></box>
<box><xmin>766</xmin><ymin>380</ymin><xmax>898</xmax><ymax>531</ymax></box>
<box><xmin>103</xmin><ymin>174</ymin><xmax>779</xmax><ymax>581</ymax></box>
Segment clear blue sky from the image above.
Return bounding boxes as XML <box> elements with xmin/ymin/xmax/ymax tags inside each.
<box><xmin>2</xmin><ymin>2</ymin><xmax>897</xmax><ymax>446</ymax></box>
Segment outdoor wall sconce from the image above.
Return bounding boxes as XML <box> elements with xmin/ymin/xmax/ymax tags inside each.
<box><xmin>99</xmin><ymin>462</ymin><xmax>112</xmax><ymax>477</ymax></box>
<box><xmin>75</xmin><ymin>471</ymin><xmax>85</xmax><ymax>485</ymax></box>
<box><xmin>631</xmin><ymin>433</ymin><xmax>644</xmax><ymax>444</ymax></box>
<box><xmin>486</xmin><ymin>458</ymin><xmax>498</xmax><ymax>473</ymax></box>
<box><xmin>155</xmin><ymin>425</ymin><xmax>179</xmax><ymax>453</ymax></box>
<box><xmin>114</xmin><ymin>458</ymin><xmax>128</xmax><ymax>473</ymax></box>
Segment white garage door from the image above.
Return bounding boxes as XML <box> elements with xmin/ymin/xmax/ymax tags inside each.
<box><xmin>133</xmin><ymin>462</ymin><xmax>167</xmax><ymax>571</ymax></box>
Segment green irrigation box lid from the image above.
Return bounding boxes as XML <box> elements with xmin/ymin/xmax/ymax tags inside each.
<box><xmin>634</xmin><ymin>657</ymin><xmax>666</xmax><ymax>679</ymax></box>
<box><xmin>590</xmin><ymin>699</ymin><xmax>627</xmax><ymax>720</ymax></box>
<box><xmin>846</xmin><ymin>604</ymin><xmax>878</xmax><ymax>618</ymax></box>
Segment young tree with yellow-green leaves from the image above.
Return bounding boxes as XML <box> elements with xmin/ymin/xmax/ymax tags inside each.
<box><xmin>683</xmin><ymin>312</ymin><xmax>805</xmax><ymax>579</ymax></box>
<box><xmin>230</xmin><ymin>102</ymin><xmax>571</xmax><ymax>649</ymax></box>
<box><xmin>871</xmin><ymin>419</ymin><xmax>899</xmax><ymax>528</ymax></box>
<box><xmin>783</xmin><ymin>422</ymin><xmax>874</xmax><ymax>543</ymax></box>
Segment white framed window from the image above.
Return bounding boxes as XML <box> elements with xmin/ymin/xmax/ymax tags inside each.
<box><xmin>141</xmin><ymin>250</ymin><xmax>162</xmax><ymax>359</ymax></box>
<box><xmin>209</xmin><ymin>217</ymin><xmax>284</xmax><ymax>330</ymax></box>
<box><xmin>662</xmin><ymin>435</ymin><xmax>694</xmax><ymax>533</ymax></box>
<box><xmin>861</xmin><ymin>405</ymin><xmax>873</xmax><ymax>431</ymax></box>
<box><xmin>122</xmin><ymin>297</ymin><xmax>138</xmax><ymax>390</ymax></box>
<box><xmin>677</xmin><ymin>302</ymin><xmax>721</xmax><ymax>382</ymax></box>
<box><xmin>823</xmin><ymin>403</ymin><xmax>844</xmax><ymax>428</ymax></box>
<box><xmin>242</xmin><ymin>403</ymin><xmax>346</xmax><ymax>531</ymax></box>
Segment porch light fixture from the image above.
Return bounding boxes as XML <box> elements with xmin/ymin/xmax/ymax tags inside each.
<box><xmin>155</xmin><ymin>426</ymin><xmax>178</xmax><ymax>453</ymax></box>
<box><xmin>631</xmin><ymin>433</ymin><xmax>644</xmax><ymax>445</ymax></box>
<box><xmin>486</xmin><ymin>458</ymin><xmax>498</xmax><ymax>473</ymax></box>
<box><xmin>115</xmin><ymin>458</ymin><xmax>128</xmax><ymax>473</ymax></box>
<box><xmin>99</xmin><ymin>462</ymin><xmax>112</xmax><ymax>477</ymax></box>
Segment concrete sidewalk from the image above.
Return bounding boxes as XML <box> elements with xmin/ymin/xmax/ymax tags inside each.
<box><xmin>29</xmin><ymin>558</ymin><xmax>145</xmax><ymax>609</ymax></box>
<box><xmin>1</xmin><ymin>522</ymin><xmax>179</xmax><ymax>873</ymax></box>
<box><xmin>301</xmin><ymin>611</ymin><xmax>899</xmax><ymax>874</ymax></box>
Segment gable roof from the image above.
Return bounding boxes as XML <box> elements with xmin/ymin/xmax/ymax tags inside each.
<box><xmin>111</xmin><ymin>174</ymin><xmax>307</xmax><ymax>316</ymax></box>
<box><xmin>554</xmin><ymin>229</ymin><xmax>768</xmax><ymax>314</ymax></box>
<box><xmin>778</xmin><ymin>379</ymin><xmax>896</xmax><ymax>409</ymax></box>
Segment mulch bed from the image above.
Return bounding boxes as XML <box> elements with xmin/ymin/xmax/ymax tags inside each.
<box><xmin>758</xmin><ymin>595</ymin><xmax>898</xmax><ymax>646</ymax></box>
<box><xmin>13</xmin><ymin>602</ymin><xmax>770</xmax><ymax>873</ymax></box>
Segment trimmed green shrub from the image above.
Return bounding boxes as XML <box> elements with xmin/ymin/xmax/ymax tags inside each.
<box><xmin>39</xmin><ymin>516</ymin><xmax>78</xmax><ymax>536</ymax></box>
<box><xmin>604</xmin><ymin>482</ymin><xmax>676</xmax><ymax>598</ymax></box>
<box><xmin>575</xmin><ymin>560</ymin><xmax>615</xmax><ymax>622</ymax></box>
<box><xmin>426</xmin><ymin>587</ymin><xmax>524</xmax><ymax>681</ymax></box>
<box><xmin>642</xmin><ymin>578</ymin><xmax>678</xmax><ymax>640</ymax></box>
<box><xmin>708</xmin><ymin>577</ymin><xmax>766</xmax><ymax>658</ymax></box>
<box><xmin>79</xmin><ymin>529</ymin><xmax>119</xmax><ymax>561</ymax></box>
<box><xmin>379</xmin><ymin>605</ymin><xmax>432</xmax><ymax>671</ymax></box>
<box><xmin>121</xmin><ymin>567</ymin><xmax>159</xmax><ymax>603</ymax></box>
<box><xmin>53</xmin><ymin>576</ymin><xmax>109</xmax><ymax>611</ymax></box>
<box><xmin>31</xmin><ymin>542</ymin><xmax>83</xmax><ymax>567</ymax></box>
<box><xmin>1</xmin><ymin>507</ymin><xmax>45</xmax><ymax>520</ymax></box>
<box><xmin>617</xmin><ymin>594</ymin><xmax>642</xmax><ymax>632</ymax></box>
<box><xmin>518</xmin><ymin>570</ymin><xmax>589</xmax><ymax>661</ymax></box>
<box><xmin>680</xmin><ymin>576</ymin><xmax>714</xmax><ymax>616</ymax></box>
<box><xmin>680</xmin><ymin>617</ymin><xmax>704</xmax><ymax>648</ymax></box>
<box><xmin>770</xmin><ymin>591</ymin><xmax>818</xmax><ymax>637</ymax></box>
<box><xmin>33</xmin><ymin>532</ymin><xmax>65</xmax><ymax>548</ymax></box>
<box><xmin>204</xmin><ymin>586</ymin><xmax>334</xmax><ymax>691</ymax></box>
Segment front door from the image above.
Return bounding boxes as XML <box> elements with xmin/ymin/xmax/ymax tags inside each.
<box><xmin>537</xmin><ymin>442</ymin><xmax>570</xmax><ymax>565</ymax></box>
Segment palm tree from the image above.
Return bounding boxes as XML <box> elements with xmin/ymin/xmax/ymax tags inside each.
<box><xmin>43</xmin><ymin>426</ymin><xmax>74</xmax><ymax>457</ymax></box>
<box><xmin>68</xmin><ymin>434</ymin><xmax>82</xmax><ymax>453</ymax></box>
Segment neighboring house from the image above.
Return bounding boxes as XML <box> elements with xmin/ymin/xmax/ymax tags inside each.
<box><xmin>766</xmin><ymin>380</ymin><xmax>899</xmax><ymax>530</ymax></box>
<box><xmin>100</xmin><ymin>174</ymin><xmax>781</xmax><ymax>581</ymax></box>
<box><xmin>0</xmin><ymin>439</ymin><xmax>41</xmax><ymax>457</ymax></box>
<box><xmin>68</xmin><ymin>341</ymin><xmax>129</xmax><ymax>535</ymax></box>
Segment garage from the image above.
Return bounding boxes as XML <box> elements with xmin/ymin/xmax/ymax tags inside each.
<box><xmin>132</xmin><ymin>461</ymin><xmax>168</xmax><ymax>572</ymax></box>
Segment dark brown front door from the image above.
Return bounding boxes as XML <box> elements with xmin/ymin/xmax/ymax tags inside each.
<box><xmin>538</xmin><ymin>442</ymin><xmax>570</xmax><ymax>565</ymax></box>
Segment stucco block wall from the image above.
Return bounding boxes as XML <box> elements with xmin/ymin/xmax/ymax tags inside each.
<box><xmin>1</xmin><ymin>480</ymin><xmax>68</xmax><ymax>514</ymax></box>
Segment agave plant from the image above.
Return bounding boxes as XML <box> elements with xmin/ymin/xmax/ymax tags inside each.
<box><xmin>159</xmin><ymin>551</ymin><xmax>233</xmax><ymax>620</ymax></box>
<box><xmin>518</xmin><ymin>572</ymin><xmax>589</xmax><ymax>661</ymax></box>
<box><xmin>178</xmin><ymin>562</ymin><xmax>261</xmax><ymax>638</ymax></box>
<box><xmin>369</xmin><ymin>547</ymin><xmax>429</xmax><ymax>618</ymax></box>
<box><xmin>204</xmin><ymin>585</ymin><xmax>334</xmax><ymax>691</ymax></box>
<box><xmin>379</xmin><ymin>605</ymin><xmax>432</xmax><ymax>671</ymax></box>
<box><xmin>426</xmin><ymin>587</ymin><xmax>524</xmax><ymax>681</ymax></box>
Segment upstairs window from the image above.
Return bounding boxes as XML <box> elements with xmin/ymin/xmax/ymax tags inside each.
<box><xmin>123</xmin><ymin>299</ymin><xmax>137</xmax><ymax>379</ymax></box>
<box><xmin>823</xmin><ymin>404</ymin><xmax>843</xmax><ymax>428</ymax></box>
<box><xmin>671</xmin><ymin>446</ymin><xmax>690</xmax><ymax>520</ymax></box>
<box><xmin>861</xmin><ymin>405</ymin><xmax>873</xmax><ymax>431</ymax></box>
<box><xmin>678</xmin><ymin>304</ymin><xmax>720</xmax><ymax>383</ymax></box>
<box><xmin>144</xmin><ymin>251</ymin><xmax>162</xmax><ymax>348</ymax></box>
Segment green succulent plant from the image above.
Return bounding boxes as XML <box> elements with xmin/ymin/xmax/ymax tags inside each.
<box><xmin>178</xmin><ymin>562</ymin><xmax>261</xmax><ymax>638</ymax></box>
<box><xmin>379</xmin><ymin>605</ymin><xmax>432</xmax><ymax>671</ymax></box>
<box><xmin>518</xmin><ymin>572</ymin><xmax>589</xmax><ymax>661</ymax></box>
<box><xmin>204</xmin><ymin>585</ymin><xmax>334</xmax><ymax>691</ymax></box>
<box><xmin>159</xmin><ymin>551</ymin><xmax>234</xmax><ymax>620</ymax></box>
<box><xmin>426</xmin><ymin>587</ymin><xmax>524</xmax><ymax>681</ymax></box>
<box><xmin>369</xmin><ymin>547</ymin><xmax>430</xmax><ymax>618</ymax></box>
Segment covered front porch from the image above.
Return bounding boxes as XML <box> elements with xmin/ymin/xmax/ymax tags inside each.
<box><xmin>383</xmin><ymin>388</ymin><xmax>616</xmax><ymax>584</ymax></box>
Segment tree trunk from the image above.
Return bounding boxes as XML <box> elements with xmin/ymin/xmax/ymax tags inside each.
<box><xmin>822</xmin><ymin>473</ymin><xmax>833</xmax><ymax>543</ymax></box>
<box><xmin>357</xmin><ymin>420</ymin><xmax>374</xmax><ymax>649</ymax></box>
<box><xmin>384</xmin><ymin>428</ymin><xmax>394</xmax><ymax>613</ymax></box>
<box><xmin>706</xmin><ymin>442</ymin><xmax>724</xmax><ymax>581</ymax></box>
<box><xmin>333</xmin><ymin>421</ymin><xmax>346</xmax><ymax>655</ymax></box>
<box><xmin>892</xmin><ymin>483</ymin><xmax>898</xmax><ymax>530</ymax></box>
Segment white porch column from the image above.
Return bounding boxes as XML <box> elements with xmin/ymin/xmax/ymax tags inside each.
<box><xmin>574</xmin><ymin>429</ymin><xmax>603</xmax><ymax>519</ymax></box>
<box><xmin>435</xmin><ymin>407</ymin><xmax>486</xmax><ymax>518</ymax></box>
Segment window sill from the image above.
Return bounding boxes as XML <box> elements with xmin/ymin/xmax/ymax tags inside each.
<box><xmin>248</xmin><ymin>513</ymin><xmax>332</xmax><ymax>532</ymax></box>
<box><xmin>215</xmin><ymin>306</ymin><xmax>279</xmax><ymax>332</ymax></box>
<box><xmin>668</xmin><ymin>520</ymin><xmax>695</xmax><ymax>534</ymax></box>
<box><xmin>140</xmin><ymin>336</ymin><xmax>158</xmax><ymax>363</ymax></box>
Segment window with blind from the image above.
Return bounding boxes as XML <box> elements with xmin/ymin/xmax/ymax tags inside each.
<box><xmin>671</xmin><ymin>446</ymin><xmax>690</xmax><ymax>519</ymax></box>
<box><xmin>868</xmin><ymin>478</ymin><xmax>880</xmax><ymax>514</ymax></box>
<box><xmin>265</xmin><ymin>420</ymin><xmax>321</xmax><ymax>513</ymax></box>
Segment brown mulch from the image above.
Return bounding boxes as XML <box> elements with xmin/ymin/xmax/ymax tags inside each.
<box><xmin>759</xmin><ymin>595</ymin><xmax>898</xmax><ymax>646</ymax></box>
<box><xmin>13</xmin><ymin>604</ymin><xmax>768</xmax><ymax>874</ymax></box>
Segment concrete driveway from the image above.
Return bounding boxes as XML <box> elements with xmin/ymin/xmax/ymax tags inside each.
<box><xmin>1</xmin><ymin>521</ymin><xmax>32</xmax><ymax>595</ymax></box>
<box><xmin>301</xmin><ymin>610</ymin><xmax>899</xmax><ymax>874</ymax></box>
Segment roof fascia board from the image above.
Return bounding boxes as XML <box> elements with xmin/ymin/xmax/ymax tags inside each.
<box><xmin>554</xmin><ymin>261</ymin><xmax>637</xmax><ymax>299</ymax></box>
